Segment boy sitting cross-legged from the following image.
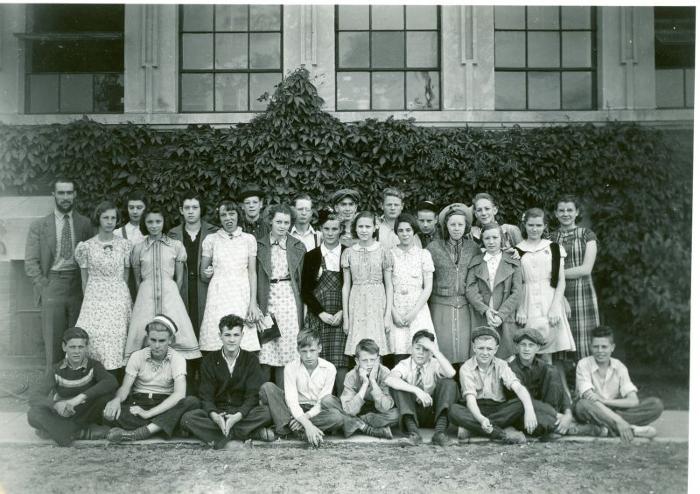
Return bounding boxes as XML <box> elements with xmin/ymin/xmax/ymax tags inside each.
<box><xmin>574</xmin><ymin>325</ymin><xmax>663</xmax><ymax>442</ymax></box>
<box><xmin>180</xmin><ymin>314</ymin><xmax>276</xmax><ymax>449</ymax></box>
<box><xmin>384</xmin><ymin>330</ymin><xmax>458</xmax><ymax>446</ymax></box>
<box><xmin>448</xmin><ymin>326</ymin><xmax>557</xmax><ymax>443</ymax></box>
<box><xmin>260</xmin><ymin>329</ymin><xmax>389</xmax><ymax>448</ymax></box>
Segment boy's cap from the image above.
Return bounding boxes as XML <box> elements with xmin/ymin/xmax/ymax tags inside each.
<box><xmin>471</xmin><ymin>326</ymin><xmax>500</xmax><ymax>344</ymax></box>
<box><xmin>330</xmin><ymin>188</ymin><xmax>360</xmax><ymax>205</ymax></box>
<box><xmin>62</xmin><ymin>327</ymin><xmax>89</xmax><ymax>343</ymax></box>
<box><xmin>513</xmin><ymin>328</ymin><xmax>546</xmax><ymax>346</ymax></box>
<box><xmin>416</xmin><ymin>200</ymin><xmax>438</xmax><ymax>213</ymax></box>
<box><xmin>239</xmin><ymin>184</ymin><xmax>265</xmax><ymax>201</ymax></box>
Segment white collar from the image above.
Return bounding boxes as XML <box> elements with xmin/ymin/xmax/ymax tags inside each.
<box><xmin>352</xmin><ymin>241</ymin><xmax>379</xmax><ymax>252</ymax></box>
<box><xmin>321</xmin><ymin>243</ymin><xmax>341</xmax><ymax>256</ymax></box>
<box><xmin>291</xmin><ymin>224</ymin><xmax>315</xmax><ymax>236</ymax></box>
<box><xmin>483</xmin><ymin>251</ymin><xmax>502</xmax><ymax>262</ymax></box>
<box><xmin>218</xmin><ymin>227</ymin><xmax>242</xmax><ymax>238</ymax></box>
<box><xmin>517</xmin><ymin>239</ymin><xmax>551</xmax><ymax>253</ymax></box>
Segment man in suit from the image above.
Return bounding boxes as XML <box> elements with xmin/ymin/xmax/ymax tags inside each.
<box><xmin>167</xmin><ymin>191</ymin><xmax>217</xmax><ymax>393</ymax></box>
<box><xmin>25</xmin><ymin>178</ymin><xmax>94</xmax><ymax>372</ymax></box>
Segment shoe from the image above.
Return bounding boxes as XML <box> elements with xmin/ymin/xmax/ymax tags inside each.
<box><xmin>252</xmin><ymin>427</ymin><xmax>277</xmax><ymax>442</ymax></box>
<box><xmin>431</xmin><ymin>431</ymin><xmax>450</xmax><ymax>447</ymax></box>
<box><xmin>106</xmin><ymin>427</ymin><xmax>136</xmax><ymax>443</ymax></box>
<box><xmin>400</xmin><ymin>432</ymin><xmax>423</xmax><ymax>446</ymax></box>
<box><xmin>213</xmin><ymin>437</ymin><xmax>229</xmax><ymax>450</ymax></box>
<box><xmin>364</xmin><ymin>426</ymin><xmax>393</xmax><ymax>440</ymax></box>
<box><xmin>631</xmin><ymin>425</ymin><xmax>657</xmax><ymax>438</ymax></box>
<box><xmin>34</xmin><ymin>428</ymin><xmax>51</xmax><ymax>440</ymax></box>
<box><xmin>503</xmin><ymin>428</ymin><xmax>527</xmax><ymax>444</ymax></box>
<box><xmin>568</xmin><ymin>422</ymin><xmax>609</xmax><ymax>437</ymax></box>
<box><xmin>75</xmin><ymin>424</ymin><xmax>110</xmax><ymax>441</ymax></box>
<box><xmin>457</xmin><ymin>426</ymin><xmax>471</xmax><ymax>442</ymax></box>
<box><xmin>539</xmin><ymin>432</ymin><xmax>563</xmax><ymax>442</ymax></box>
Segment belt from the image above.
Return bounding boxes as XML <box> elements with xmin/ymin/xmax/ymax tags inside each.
<box><xmin>132</xmin><ymin>392</ymin><xmax>169</xmax><ymax>400</ymax></box>
<box><xmin>49</xmin><ymin>270</ymin><xmax>79</xmax><ymax>278</ymax></box>
<box><xmin>270</xmin><ymin>278</ymin><xmax>291</xmax><ymax>284</ymax></box>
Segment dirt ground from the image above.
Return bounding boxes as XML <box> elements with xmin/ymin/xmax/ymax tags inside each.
<box><xmin>0</xmin><ymin>441</ymin><xmax>688</xmax><ymax>494</ymax></box>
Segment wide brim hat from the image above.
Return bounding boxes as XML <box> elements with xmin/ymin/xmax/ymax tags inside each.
<box><xmin>438</xmin><ymin>202</ymin><xmax>474</xmax><ymax>228</ymax></box>
<box><xmin>330</xmin><ymin>188</ymin><xmax>361</xmax><ymax>206</ymax></box>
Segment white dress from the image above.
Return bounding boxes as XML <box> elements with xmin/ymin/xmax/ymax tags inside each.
<box><xmin>517</xmin><ymin>239</ymin><xmax>575</xmax><ymax>354</ymax></box>
<box><xmin>198</xmin><ymin>228</ymin><xmax>260</xmax><ymax>352</ymax></box>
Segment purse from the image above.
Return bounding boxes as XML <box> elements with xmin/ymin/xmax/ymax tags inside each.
<box><xmin>257</xmin><ymin>313</ymin><xmax>281</xmax><ymax>344</ymax></box>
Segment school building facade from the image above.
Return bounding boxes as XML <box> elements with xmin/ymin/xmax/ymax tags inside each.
<box><xmin>0</xmin><ymin>4</ymin><xmax>694</xmax><ymax>356</ymax></box>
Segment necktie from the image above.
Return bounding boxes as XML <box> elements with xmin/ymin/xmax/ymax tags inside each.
<box><xmin>415</xmin><ymin>366</ymin><xmax>424</xmax><ymax>390</ymax></box>
<box><xmin>61</xmin><ymin>214</ymin><xmax>72</xmax><ymax>260</ymax></box>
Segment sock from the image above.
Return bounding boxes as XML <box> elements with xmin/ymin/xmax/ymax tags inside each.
<box><xmin>403</xmin><ymin>416</ymin><xmax>419</xmax><ymax>435</ymax></box>
<box><xmin>133</xmin><ymin>425</ymin><xmax>152</xmax><ymax>440</ymax></box>
<box><xmin>434</xmin><ymin>413</ymin><xmax>448</xmax><ymax>433</ymax></box>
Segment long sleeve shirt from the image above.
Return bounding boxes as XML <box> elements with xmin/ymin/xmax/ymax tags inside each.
<box><xmin>283</xmin><ymin>358</ymin><xmax>336</xmax><ymax>420</ymax></box>
<box><xmin>341</xmin><ymin>365</ymin><xmax>395</xmax><ymax>415</ymax></box>
<box><xmin>198</xmin><ymin>350</ymin><xmax>265</xmax><ymax>417</ymax></box>
<box><xmin>29</xmin><ymin>357</ymin><xmax>117</xmax><ymax>408</ymax></box>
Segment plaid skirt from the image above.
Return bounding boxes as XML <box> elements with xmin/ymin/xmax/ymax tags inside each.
<box><xmin>305</xmin><ymin>269</ymin><xmax>348</xmax><ymax>368</ymax></box>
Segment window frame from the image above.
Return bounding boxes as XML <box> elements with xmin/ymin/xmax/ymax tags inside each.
<box><xmin>654</xmin><ymin>7</ymin><xmax>695</xmax><ymax>109</ymax></box>
<box><xmin>334</xmin><ymin>5</ymin><xmax>443</xmax><ymax>111</ymax></box>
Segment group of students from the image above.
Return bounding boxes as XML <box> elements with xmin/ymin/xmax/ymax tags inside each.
<box><xmin>25</xmin><ymin>179</ymin><xmax>664</xmax><ymax>447</ymax></box>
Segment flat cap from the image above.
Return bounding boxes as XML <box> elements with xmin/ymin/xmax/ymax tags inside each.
<box><xmin>512</xmin><ymin>328</ymin><xmax>546</xmax><ymax>346</ymax></box>
<box><xmin>62</xmin><ymin>326</ymin><xmax>89</xmax><ymax>343</ymax></box>
<box><xmin>330</xmin><ymin>188</ymin><xmax>361</xmax><ymax>206</ymax></box>
<box><xmin>239</xmin><ymin>184</ymin><xmax>265</xmax><ymax>201</ymax></box>
<box><xmin>416</xmin><ymin>200</ymin><xmax>438</xmax><ymax>213</ymax></box>
<box><xmin>471</xmin><ymin>326</ymin><xmax>500</xmax><ymax>344</ymax></box>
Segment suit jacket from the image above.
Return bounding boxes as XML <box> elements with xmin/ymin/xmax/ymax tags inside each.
<box><xmin>167</xmin><ymin>221</ymin><xmax>218</xmax><ymax>328</ymax></box>
<box><xmin>256</xmin><ymin>235</ymin><xmax>306</xmax><ymax>329</ymax></box>
<box><xmin>301</xmin><ymin>244</ymin><xmax>346</xmax><ymax>316</ymax></box>
<box><xmin>465</xmin><ymin>252</ymin><xmax>522</xmax><ymax>322</ymax></box>
<box><xmin>24</xmin><ymin>211</ymin><xmax>94</xmax><ymax>305</ymax></box>
<box><xmin>198</xmin><ymin>349</ymin><xmax>265</xmax><ymax>417</ymax></box>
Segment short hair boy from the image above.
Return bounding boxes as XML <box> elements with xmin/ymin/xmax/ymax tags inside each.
<box><xmin>181</xmin><ymin>315</ymin><xmax>276</xmax><ymax>449</ymax></box>
<box><xmin>415</xmin><ymin>200</ymin><xmax>438</xmax><ymax>248</ymax></box>
<box><xmin>385</xmin><ymin>330</ymin><xmax>458</xmax><ymax>446</ymax></box>
<box><xmin>290</xmin><ymin>193</ymin><xmax>321</xmax><ymax>251</ymax></box>
<box><xmin>448</xmin><ymin>327</ymin><xmax>556</xmax><ymax>443</ymax></box>
<box><xmin>376</xmin><ymin>187</ymin><xmax>421</xmax><ymax>251</ymax></box>
<box><xmin>259</xmin><ymin>330</ymin><xmax>384</xmax><ymax>447</ymax></box>
<box><xmin>574</xmin><ymin>326</ymin><xmax>663</xmax><ymax>442</ymax></box>
<box><xmin>27</xmin><ymin>327</ymin><xmax>117</xmax><ymax>446</ymax></box>
<box><xmin>239</xmin><ymin>184</ymin><xmax>269</xmax><ymax>239</ymax></box>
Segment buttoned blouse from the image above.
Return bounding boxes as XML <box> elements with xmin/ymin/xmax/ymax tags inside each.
<box><xmin>460</xmin><ymin>356</ymin><xmax>520</xmax><ymax>402</ymax></box>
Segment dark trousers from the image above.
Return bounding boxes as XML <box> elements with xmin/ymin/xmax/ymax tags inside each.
<box><xmin>27</xmin><ymin>394</ymin><xmax>111</xmax><ymax>447</ymax></box>
<box><xmin>181</xmin><ymin>405</ymin><xmax>273</xmax><ymax>444</ymax></box>
<box><xmin>323</xmin><ymin>395</ymin><xmax>400</xmax><ymax>429</ymax></box>
<box><xmin>448</xmin><ymin>398</ymin><xmax>557</xmax><ymax>437</ymax></box>
<box><xmin>112</xmin><ymin>394</ymin><xmax>200</xmax><ymax>436</ymax></box>
<box><xmin>41</xmin><ymin>271</ymin><xmax>83</xmax><ymax>371</ymax></box>
<box><xmin>259</xmin><ymin>382</ymin><xmax>361</xmax><ymax>437</ymax></box>
<box><xmin>537</xmin><ymin>365</ymin><xmax>570</xmax><ymax>412</ymax></box>
<box><xmin>186</xmin><ymin>358</ymin><xmax>201</xmax><ymax>396</ymax></box>
<box><xmin>574</xmin><ymin>397</ymin><xmax>664</xmax><ymax>434</ymax></box>
<box><xmin>392</xmin><ymin>378</ymin><xmax>458</xmax><ymax>429</ymax></box>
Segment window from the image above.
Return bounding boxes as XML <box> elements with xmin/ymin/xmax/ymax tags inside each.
<box><xmin>494</xmin><ymin>6</ymin><xmax>596</xmax><ymax>110</ymax></box>
<box><xmin>179</xmin><ymin>5</ymin><xmax>283</xmax><ymax>112</ymax></box>
<box><xmin>655</xmin><ymin>7</ymin><xmax>695</xmax><ymax>109</ymax></box>
<box><xmin>23</xmin><ymin>5</ymin><xmax>124</xmax><ymax>114</ymax></box>
<box><xmin>335</xmin><ymin>5</ymin><xmax>441</xmax><ymax>111</ymax></box>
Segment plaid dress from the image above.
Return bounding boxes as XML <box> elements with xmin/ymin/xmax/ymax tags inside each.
<box><xmin>553</xmin><ymin>227</ymin><xmax>600</xmax><ymax>361</ymax></box>
<box><xmin>304</xmin><ymin>258</ymin><xmax>347</xmax><ymax>368</ymax></box>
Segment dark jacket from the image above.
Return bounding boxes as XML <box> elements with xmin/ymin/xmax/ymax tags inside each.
<box><xmin>301</xmin><ymin>244</ymin><xmax>347</xmax><ymax>316</ymax></box>
<box><xmin>465</xmin><ymin>252</ymin><xmax>522</xmax><ymax>321</ymax></box>
<box><xmin>198</xmin><ymin>349</ymin><xmax>265</xmax><ymax>417</ymax></box>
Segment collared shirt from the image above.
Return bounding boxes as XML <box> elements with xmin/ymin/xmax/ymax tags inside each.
<box><xmin>460</xmin><ymin>356</ymin><xmax>520</xmax><ymax>402</ymax></box>
<box><xmin>390</xmin><ymin>356</ymin><xmax>447</xmax><ymax>395</ymax></box>
<box><xmin>290</xmin><ymin>225</ymin><xmax>321</xmax><ymax>252</ymax></box>
<box><xmin>508</xmin><ymin>355</ymin><xmax>571</xmax><ymax>412</ymax></box>
<box><xmin>575</xmin><ymin>356</ymin><xmax>638</xmax><ymax>401</ymax></box>
<box><xmin>125</xmin><ymin>347</ymin><xmax>187</xmax><ymax>395</ymax></box>
<box><xmin>283</xmin><ymin>357</ymin><xmax>336</xmax><ymax>419</ymax></box>
<box><xmin>59</xmin><ymin>357</ymin><xmax>89</xmax><ymax>371</ymax></box>
<box><xmin>221</xmin><ymin>348</ymin><xmax>239</xmax><ymax>375</ymax></box>
<box><xmin>483</xmin><ymin>251</ymin><xmax>503</xmax><ymax>309</ymax></box>
<box><xmin>242</xmin><ymin>217</ymin><xmax>270</xmax><ymax>239</ymax></box>
<box><xmin>270</xmin><ymin>234</ymin><xmax>288</xmax><ymax>251</ymax></box>
<box><xmin>52</xmin><ymin>209</ymin><xmax>78</xmax><ymax>271</ymax></box>
<box><xmin>320</xmin><ymin>243</ymin><xmax>342</xmax><ymax>272</ymax></box>
<box><xmin>418</xmin><ymin>230</ymin><xmax>436</xmax><ymax>248</ymax></box>
<box><xmin>115</xmin><ymin>223</ymin><xmax>145</xmax><ymax>244</ymax></box>
<box><xmin>340</xmin><ymin>365</ymin><xmax>394</xmax><ymax>415</ymax></box>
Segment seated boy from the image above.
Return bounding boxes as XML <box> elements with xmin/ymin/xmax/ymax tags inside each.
<box><xmin>27</xmin><ymin>327</ymin><xmax>116</xmax><ymax>446</ymax></box>
<box><xmin>103</xmin><ymin>315</ymin><xmax>199</xmax><ymax>442</ymax></box>
<box><xmin>448</xmin><ymin>326</ymin><xmax>556</xmax><ymax>443</ymax></box>
<box><xmin>260</xmin><ymin>329</ymin><xmax>388</xmax><ymax>448</ymax></box>
<box><xmin>336</xmin><ymin>339</ymin><xmax>400</xmax><ymax>431</ymax></box>
<box><xmin>384</xmin><ymin>330</ymin><xmax>457</xmax><ymax>446</ymax></box>
<box><xmin>181</xmin><ymin>315</ymin><xmax>276</xmax><ymax>449</ymax></box>
<box><xmin>574</xmin><ymin>325</ymin><xmax>663</xmax><ymax>442</ymax></box>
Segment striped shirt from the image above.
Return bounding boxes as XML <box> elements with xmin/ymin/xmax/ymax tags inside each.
<box><xmin>29</xmin><ymin>358</ymin><xmax>117</xmax><ymax>408</ymax></box>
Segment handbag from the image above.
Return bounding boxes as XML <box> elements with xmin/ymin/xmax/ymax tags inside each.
<box><xmin>257</xmin><ymin>313</ymin><xmax>281</xmax><ymax>344</ymax></box>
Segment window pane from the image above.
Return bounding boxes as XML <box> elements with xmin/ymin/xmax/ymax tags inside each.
<box><xmin>371</xmin><ymin>5</ymin><xmax>404</xmax><ymax>30</ymax></box>
<box><xmin>215</xmin><ymin>4</ymin><xmax>247</xmax><ymax>31</ymax></box>
<box><xmin>528</xmin><ymin>32</ymin><xmax>560</xmax><ymax>68</ymax></box>
<box><xmin>494</xmin><ymin>6</ymin><xmax>525</xmax><ymax>30</ymax></box>
<box><xmin>406</xmin><ymin>71</ymin><xmax>440</xmax><ymax>110</ymax></box>
<box><xmin>372</xmin><ymin>32</ymin><xmax>405</xmax><ymax>68</ymax></box>
<box><xmin>94</xmin><ymin>73</ymin><xmax>124</xmax><ymax>112</ymax></box>
<box><xmin>32</xmin><ymin>4</ymin><xmax>123</xmax><ymax>33</ymax></box>
<box><xmin>215</xmin><ymin>73</ymin><xmax>248</xmax><ymax>111</ymax></box>
<box><xmin>250</xmin><ymin>5</ymin><xmax>280</xmax><ymax>31</ymax></box>
<box><xmin>656</xmin><ymin>69</ymin><xmax>685</xmax><ymax>108</ymax></box>
<box><xmin>495</xmin><ymin>32</ymin><xmax>525</xmax><ymax>68</ymax></box>
<box><xmin>527</xmin><ymin>6</ymin><xmax>559</xmax><ymax>30</ymax></box>
<box><xmin>181</xmin><ymin>73</ymin><xmax>213</xmax><ymax>111</ymax></box>
<box><xmin>406</xmin><ymin>32</ymin><xmax>438</xmax><ymax>68</ymax></box>
<box><xmin>561</xmin><ymin>6</ymin><xmax>591</xmax><ymax>29</ymax></box>
<box><xmin>60</xmin><ymin>74</ymin><xmax>93</xmax><ymax>113</ymax></box>
<box><xmin>528</xmin><ymin>72</ymin><xmax>561</xmax><ymax>109</ymax></box>
<box><xmin>406</xmin><ymin>6</ymin><xmax>437</xmax><ymax>30</ymax></box>
<box><xmin>336</xmin><ymin>72</ymin><xmax>370</xmax><ymax>110</ymax></box>
<box><xmin>250</xmin><ymin>73</ymin><xmax>281</xmax><ymax>111</ymax></box>
<box><xmin>338</xmin><ymin>32</ymin><xmax>369</xmax><ymax>68</ymax></box>
<box><xmin>495</xmin><ymin>72</ymin><xmax>526</xmax><ymax>109</ymax></box>
<box><xmin>249</xmin><ymin>33</ymin><xmax>280</xmax><ymax>69</ymax></box>
<box><xmin>182</xmin><ymin>34</ymin><xmax>213</xmax><ymax>70</ymax></box>
<box><xmin>562</xmin><ymin>71</ymin><xmax>592</xmax><ymax>109</ymax></box>
<box><xmin>31</xmin><ymin>40</ymin><xmax>123</xmax><ymax>72</ymax></box>
<box><xmin>28</xmin><ymin>74</ymin><xmax>59</xmax><ymax>113</ymax></box>
<box><xmin>215</xmin><ymin>33</ymin><xmax>248</xmax><ymax>69</ymax></box>
<box><xmin>685</xmin><ymin>69</ymin><xmax>694</xmax><ymax>107</ymax></box>
<box><xmin>372</xmin><ymin>72</ymin><xmax>404</xmax><ymax>109</ymax></box>
<box><xmin>338</xmin><ymin>5</ymin><xmax>368</xmax><ymax>30</ymax></box>
<box><xmin>182</xmin><ymin>5</ymin><xmax>213</xmax><ymax>31</ymax></box>
<box><xmin>562</xmin><ymin>32</ymin><xmax>592</xmax><ymax>68</ymax></box>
